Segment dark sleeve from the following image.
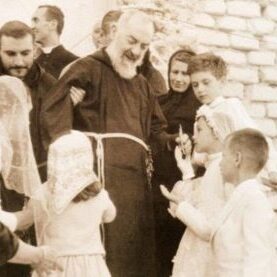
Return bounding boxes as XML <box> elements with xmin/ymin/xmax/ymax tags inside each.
<box><xmin>0</xmin><ymin>222</ymin><xmax>19</xmax><ymax>266</ymax></box>
<box><xmin>41</xmin><ymin>59</ymin><xmax>91</xmax><ymax>146</ymax></box>
<box><xmin>148</xmin><ymin>87</ymin><xmax>177</xmax><ymax>148</ymax></box>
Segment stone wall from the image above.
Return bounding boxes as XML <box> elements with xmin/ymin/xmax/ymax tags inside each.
<box><xmin>120</xmin><ymin>0</ymin><xmax>277</xmax><ymax>146</ymax></box>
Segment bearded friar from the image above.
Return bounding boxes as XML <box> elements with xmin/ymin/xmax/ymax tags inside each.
<box><xmin>42</xmin><ymin>10</ymin><xmax>176</xmax><ymax>277</ymax></box>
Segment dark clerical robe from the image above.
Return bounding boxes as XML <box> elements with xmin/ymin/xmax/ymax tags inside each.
<box><xmin>42</xmin><ymin>49</ymin><xmax>169</xmax><ymax>277</ymax></box>
<box><xmin>36</xmin><ymin>45</ymin><xmax>78</xmax><ymax>79</ymax></box>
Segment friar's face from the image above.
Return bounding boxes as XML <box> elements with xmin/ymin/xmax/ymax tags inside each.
<box><xmin>109</xmin><ymin>14</ymin><xmax>154</xmax><ymax>79</ymax></box>
<box><xmin>0</xmin><ymin>34</ymin><xmax>34</xmax><ymax>79</ymax></box>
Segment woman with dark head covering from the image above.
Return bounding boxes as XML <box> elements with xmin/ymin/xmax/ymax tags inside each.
<box><xmin>152</xmin><ymin>49</ymin><xmax>201</xmax><ymax>277</ymax></box>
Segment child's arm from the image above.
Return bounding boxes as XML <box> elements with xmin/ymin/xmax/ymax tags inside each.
<box><xmin>160</xmin><ymin>185</ymin><xmax>211</xmax><ymax>241</ymax></box>
<box><xmin>14</xmin><ymin>201</ymin><xmax>34</xmax><ymax>231</ymax></box>
<box><xmin>9</xmin><ymin>241</ymin><xmax>63</xmax><ymax>274</ymax></box>
<box><xmin>242</xmin><ymin>195</ymin><xmax>276</xmax><ymax>276</ymax></box>
<box><xmin>0</xmin><ymin>210</ymin><xmax>18</xmax><ymax>232</ymax></box>
<box><xmin>102</xmin><ymin>190</ymin><xmax>116</xmax><ymax>223</ymax></box>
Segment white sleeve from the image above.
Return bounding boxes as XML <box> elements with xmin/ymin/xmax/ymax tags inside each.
<box><xmin>101</xmin><ymin>190</ymin><xmax>116</xmax><ymax>223</ymax></box>
<box><xmin>0</xmin><ymin>210</ymin><xmax>17</xmax><ymax>232</ymax></box>
<box><xmin>242</xmin><ymin>195</ymin><xmax>275</xmax><ymax>277</ymax></box>
<box><xmin>175</xmin><ymin>201</ymin><xmax>211</xmax><ymax>241</ymax></box>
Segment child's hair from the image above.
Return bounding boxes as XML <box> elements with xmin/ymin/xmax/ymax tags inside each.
<box><xmin>226</xmin><ymin>128</ymin><xmax>269</xmax><ymax>173</ymax></box>
<box><xmin>188</xmin><ymin>52</ymin><xmax>227</xmax><ymax>79</ymax></box>
<box><xmin>73</xmin><ymin>181</ymin><xmax>102</xmax><ymax>203</ymax></box>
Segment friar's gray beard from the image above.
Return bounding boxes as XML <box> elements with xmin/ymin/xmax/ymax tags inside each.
<box><xmin>107</xmin><ymin>45</ymin><xmax>143</xmax><ymax>79</ymax></box>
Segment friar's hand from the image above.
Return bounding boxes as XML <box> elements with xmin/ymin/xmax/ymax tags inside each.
<box><xmin>70</xmin><ymin>86</ymin><xmax>86</xmax><ymax>106</ymax></box>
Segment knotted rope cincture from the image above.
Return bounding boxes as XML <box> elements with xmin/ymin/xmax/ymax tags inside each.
<box><xmin>83</xmin><ymin>131</ymin><xmax>152</xmax><ymax>247</ymax></box>
<box><xmin>83</xmin><ymin>132</ymin><xmax>150</xmax><ymax>187</ymax></box>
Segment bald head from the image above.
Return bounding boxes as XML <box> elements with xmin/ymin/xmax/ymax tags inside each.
<box><xmin>116</xmin><ymin>10</ymin><xmax>154</xmax><ymax>40</ymax></box>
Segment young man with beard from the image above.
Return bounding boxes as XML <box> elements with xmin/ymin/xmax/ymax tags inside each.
<box><xmin>42</xmin><ymin>10</ymin><xmax>176</xmax><ymax>277</ymax></box>
<box><xmin>32</xmin><ymin>5</ymin><xmax>78</xmax><ymax>79</ymax></box>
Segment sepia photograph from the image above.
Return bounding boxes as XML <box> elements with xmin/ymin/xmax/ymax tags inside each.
<box><xmin>0</xmin><ymin>0</ymin><xmax>277</xmax><ymax>276</ymax></box>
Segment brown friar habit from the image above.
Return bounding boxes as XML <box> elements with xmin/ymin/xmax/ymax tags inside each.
<box><xmin>42</xmin><ymin>49</ymin><xmax>169</xmax><ymax>277</ymax></box>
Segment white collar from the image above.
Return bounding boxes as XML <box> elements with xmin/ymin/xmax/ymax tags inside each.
<box><xmin>42</xmin><ymin>44</ymin><xmax>60</xmax><ymax>54</ymax></box>
<box><xmin>208</xmin><ymin>96</ymin><xmax>225</xmax><ymax>108</ymax></box>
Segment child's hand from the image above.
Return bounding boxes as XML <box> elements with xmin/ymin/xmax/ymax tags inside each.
<box><xmin>175</xmin><ymin>134</ymin><xmax>192</xmax><ymax>157</ymax></box>
<box><xmin>160</xmin><ymin>185</ymin><xmax>180</xmax><ymax>204</ymax></box>
<box><xmin>268</xmin><ymin>172</ymin><xmax>277</xmax><ymax>187</ymax></box>
<box><xmin>174</xmin><ymin>146</ymin><xmax>195</xmax><ymax>180</ymax></box>
<box><xmin>33</xmin><ymin>246</ymin><xmax>63</xmax><ymax>276</ymax></box>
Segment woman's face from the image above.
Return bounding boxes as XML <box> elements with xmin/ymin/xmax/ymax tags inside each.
<box><xmin>169</xmin><ymin>60</ymin><xmax>190</xmax><ymax>93</ymax></box>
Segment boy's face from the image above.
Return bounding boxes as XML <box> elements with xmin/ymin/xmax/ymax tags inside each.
<box><xmin>193</xmin><ymin>117</ymin><xmax>217</xmax><ymax>154</ymax></box>
<box><xmin>220</xmin><ymin>142</ymin><xmax>237</xmax><ymax>183</ymax></box>
<box><xmin>191</xmin><ymin>71</ymin><xmax>223</xmax><ymax>104</ymax></box>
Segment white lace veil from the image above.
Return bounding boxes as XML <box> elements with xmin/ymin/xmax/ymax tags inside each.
<box><xmin>195</xmin><ymin>105</ymin><xmax>236</xmax><ymax>143</ymax></box>
<box><xmin>45</xmin><ymin>130</ymin><xmax>98</xmax><ymax>215</ymax></box>
<box><xmin>0</xmin><ymin>75</ymin><xmax>41</xmax><ymax>197</ymax></box>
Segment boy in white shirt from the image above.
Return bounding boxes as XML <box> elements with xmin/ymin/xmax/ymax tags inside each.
<box><xmin>162</xmin><ymin>128</ymin><xmax>277</xmax><ymax>277</ymax></box>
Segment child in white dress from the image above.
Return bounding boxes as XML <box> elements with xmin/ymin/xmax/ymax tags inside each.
<box><xmin>162</xmin><ymin>129</ymin><xmax>277</xmax><ymax>277</ymax></box>
<box><xmin>163</xmin><ymin>106</ymin><xmax>235</xmax><ymax>277</ymax></box>
<box><xmin>18</xmin><ymin>131</ymin><xmax>116</xmax><ymax>277</ymax></box>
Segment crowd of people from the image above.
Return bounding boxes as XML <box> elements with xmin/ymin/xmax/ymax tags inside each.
<box><xmin>0</xmin><ymin>4</ymin><xmax>277</xmax><ymax>277</ymax></box>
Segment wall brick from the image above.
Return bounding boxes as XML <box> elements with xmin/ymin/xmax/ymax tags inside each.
<box><xmin>228</xmin><ymin>66</ymin><xmax>259</xmax><ymax>84</ymax></box>
<box><xmin>248</xmin><ymin>51</ymin><xmax>275</xmax><ymax>65</ymax></box>
<box><xmin>260</xmin><ymin>67</ymin><xmax>277</xmax><ymax>84</ymax></box>
<box><xmin>264</xmin><ymin>5</ymin><xmax>277</xmax><ymax>21</ymax></box>
<box><xmin>202</xmin><ymin>0</ymin><xmax>226</xmax><ymax>15</ymax></box>
<box><xmin>215</xmin><ymin>49</ymin><xmax>246</xmax><ymax>65</ymax></box>
<box><xmin>227</xmin><ymin>1</ymin><xmax>261</xmax><ymax>18</ymax></box>
<box><xmin>262</xmin><ymin>35</ymin><xmax>277</xmax><ymax>50</ymax></box>
<box><xmin>230</xmin><ymin>33</ymin><xmax>259</xmax><ymax>50</ymax></box>
<box><xmin>255</xmin><ymin>118</ymin><xmax>277</xmax><ymax>137</ymax></box>
<box><xmin>245</xmin><ymin>103</ymin><xmax>267</xmax><ymax>118</ymax></box>
<box><xmin>197</xmin><ymin>29</ymin><xmax>230</xmax><ymax>47</ymax></box>
<box><xmin>267</xmin><ymin>103</ymin><xmax>277</xmax><ymax>118</ymax></box>
<box><xmin>217</xmin><ymin>16</ymin><xmax>247</xmax><ymax>31</ymax></box>
<box><xmin>248</xmin><ymin>84</ymin><xmax>277</xmax><ymax>101</ymax></box>
<box><xmin>223</xmin><ymin>82</ymin><xmax>244</xmax><ymax>98</ymax></box>
<box><xmin>191</xmin><ymin>13</ymin><xmax>215</xmax><ymax>28</ymax></box>
<box><xmin>247</xmin><ymin>18</ymin><xmax>275</xmax><ymax>35</ymax></box>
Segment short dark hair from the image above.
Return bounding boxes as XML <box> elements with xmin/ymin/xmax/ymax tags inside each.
<box><xmin>188</xmin><ymin>52</ymin><xmax>227</xmax><ymax>80</ymax></box>
<box><xmin>39</xmin><ymin>5</ymin><xmax>64</xmax><ymax>35</ymax></box>
<box><xmin>101</xmin><ymin>10</ymin><xmax>122</xmax><ymax>35</ymax></box>
<box><xmin>0</xmin><ymin>21</ymin><xmax>34</xmax><ymax>43</ymax></box>
<box><xmin>226</xmin><ymin>128</ymin><xmax>269</xmax><ymax>173</ymax></box>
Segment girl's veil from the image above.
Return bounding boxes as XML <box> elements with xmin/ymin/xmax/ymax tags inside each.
<box><xmin>0</xmin><ymin>75</ymin><xmax>43</xmax><ymax>242</ymax></box>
